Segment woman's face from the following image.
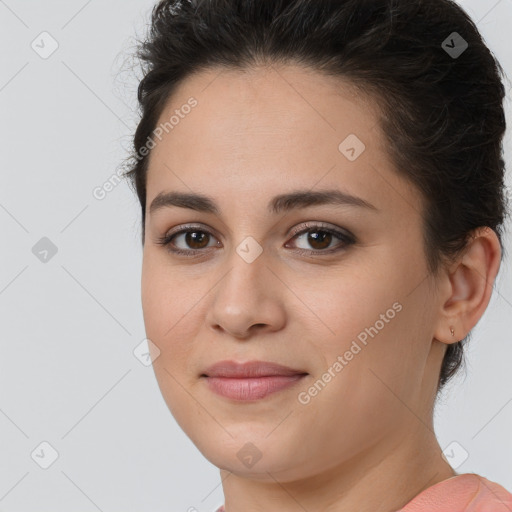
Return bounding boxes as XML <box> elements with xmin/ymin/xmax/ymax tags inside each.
<box><xmin>141</xmin><ymin>64</ymin><xmax>448</xmax><ymax>481</ymax></box>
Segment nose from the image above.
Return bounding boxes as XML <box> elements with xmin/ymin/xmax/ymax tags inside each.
<box><xmin>205</xmin><ymin>248</ymin><xmax>287</xmax><ymax>340</ymax></box>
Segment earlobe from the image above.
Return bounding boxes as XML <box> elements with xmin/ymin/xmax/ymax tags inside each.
<box><xmin>433</xmin><ymin>226</ymin><xmax>502</xmax><ymax>345</ymax></box>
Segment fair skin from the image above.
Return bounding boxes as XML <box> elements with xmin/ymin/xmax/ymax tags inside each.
<box><xmin>141</xmin><ymin>64</ymin><xmax>501</xmax><ymax>512</ymax></box>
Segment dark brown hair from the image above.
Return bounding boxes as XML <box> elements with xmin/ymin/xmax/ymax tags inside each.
<box><xmin>121</xmin><ymin>0</ymin><xmax>510</xmax><ymax>394</ymax></box>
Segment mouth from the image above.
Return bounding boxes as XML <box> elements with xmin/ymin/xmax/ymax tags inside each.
<box><xmin>200</xmin><ymin>360</ymin><xmax>308</xmax><ymax>401</ymax></box>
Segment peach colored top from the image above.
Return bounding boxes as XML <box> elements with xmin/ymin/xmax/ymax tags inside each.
<box><xmin>215</xmin><ymin>473</ymin><xmax>512</xmax><ymax>512</ymax></box>
<box><xmin>397</xmin><ymin>473</ymin><xmax>512</xmax><ymax>512</ymax></box>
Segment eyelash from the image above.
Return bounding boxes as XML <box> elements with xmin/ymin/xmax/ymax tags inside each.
<box><xmin>155</xmin><ymin>222</ymin><xmax>356</xmax><ymax>258</ymax></box>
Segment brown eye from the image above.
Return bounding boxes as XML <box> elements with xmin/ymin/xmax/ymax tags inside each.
<box><xmin>286</xmin><ymin>223</ymin><xmax>355</xmax><ymax>255</ymax></box>
<box><xmin>183</xmin><ymin>230</ymin><xmax>210</xmax><ymax>249</ymax></box>
<box><xmin>304</xmin><ymin>230</ymin><xmax>333</xmax><ymax>250</ymax></box>
<box><xmin>156</xmin><ymin>225</ymin><xmax>220</xmax><ymax>255</ymax></box>
<box><xmin>156</xmin><ymin>222</ymin><xmax>355</xmax><ymax>257</ymax></box>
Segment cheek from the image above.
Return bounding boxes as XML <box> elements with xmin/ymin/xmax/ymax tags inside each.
<box><xmin>141</xmin><ymin>255</ymin><xmax>177</xmax><ymax>361</ymax></box>
<box><xmin>302</xmin><ymin>261</ymin><xmax>425</xmax><ymax>392</ymax></box>
<box><xmin>289</xmin><ymin>291</ymin><xmax>420</xmax><ymax>467</ymax></box>
<box><xmin>141</xmin><ymin>263</ymin><xmax>199</xmax><ymax>421</ymax></box>
<box><xmin>141</xmin><ymin>251</ymin><xmax>184</xmax><ymax>331</ymax></box>
<box><xmin>141</xmin><ymin>259</ymin><xmax>166</xmax><ymax>337</ymax></box>
<box><xmin>304</xmin><ymin>268</ymin><xmax>400</xmax><ymax>343</ymax></box>
<box><xmin>141</xmin><ymin>255</ymin><xmax>203</xmax><ymax>370</ymax></box>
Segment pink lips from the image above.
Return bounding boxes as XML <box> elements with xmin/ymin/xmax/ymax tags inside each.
<box><xmin>201</xmin><ymin>360</ymin><xmax>308</xmax><ymax>401</ymax></box>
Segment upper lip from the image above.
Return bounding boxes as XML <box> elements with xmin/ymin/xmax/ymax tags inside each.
<box><xmin>202</xmin><ymin>360</ymin><xmax>308</xmax><ymax>378</ymax></box>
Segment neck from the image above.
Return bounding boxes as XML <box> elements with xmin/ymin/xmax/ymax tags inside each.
<box><xmin>219</xmin><ymin>423</ymin><xmax>456</xmax><ymax>512</ymax></box>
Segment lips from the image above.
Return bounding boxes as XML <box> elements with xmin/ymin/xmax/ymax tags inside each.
<box><xmin>201</xmin><ymin>360</ymin><xmax>308</xmax><ymax>401</ymax></box>
<box><xmin>201</xmin><ymin>360</ymin><xmax>307</xmax><ymax>378</ymax></box>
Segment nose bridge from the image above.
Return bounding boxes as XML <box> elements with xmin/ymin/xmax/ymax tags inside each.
<box><xmin>221</xmin><ymin>236</ymin><xmax>269</xmax><ymax>304</ymax></box>
<box><xmin>207</xmin><ymin>237</ymin><xmax>285</xmax><ymax>336</ymax></box>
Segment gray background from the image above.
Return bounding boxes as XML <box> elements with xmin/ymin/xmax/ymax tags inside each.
<box><xmin>0</xmin><ymin>1</ymin><xmax>511</xmax><ymax>511</ymax></box>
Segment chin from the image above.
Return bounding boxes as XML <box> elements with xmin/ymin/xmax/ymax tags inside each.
<box><xmin>187</xmin><ymin>428</ymin><xmax>309</xmax><ymax>480</ymax></box>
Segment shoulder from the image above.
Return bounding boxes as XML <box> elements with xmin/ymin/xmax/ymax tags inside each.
<box><xmin>467</xmin><ymin>474</ymin><xmax>512</xmax><ymax>511</ymax></box>
<box><xmin>399</xmin><ymin>473</ymin><xmax>512</xmax><ymax>512</ymax></box>
<box><xmin>213</xmin><ymin>474</ymin><xmax>512</xmax><ymax>512</ymax></box>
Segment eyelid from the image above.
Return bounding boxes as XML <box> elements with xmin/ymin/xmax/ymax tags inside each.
<box><xmin>165</xmin><ymin>222</ymin><xmax>219</xmax><ymax>239</ymax></box>
<box><xmin>162</xmin><ymin>221</ymin><xmax>352</xmax><ymax>242</ymax></box>
<box><xmin>287</xmin><ymin>220</ymin><xmax>353</xmax><ymax>239</ymax></box>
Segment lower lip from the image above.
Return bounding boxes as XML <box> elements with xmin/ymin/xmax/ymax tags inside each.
<box><xmin>203</xmin><ymin>375</ymin><xmax>307</xmax><ymax>401</ymax></box>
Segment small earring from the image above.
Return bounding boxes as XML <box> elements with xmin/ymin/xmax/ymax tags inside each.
<box><xmin>450</xmin><ymin>326</ymin><xmax>455</xmax><ymax>337</ymax></box>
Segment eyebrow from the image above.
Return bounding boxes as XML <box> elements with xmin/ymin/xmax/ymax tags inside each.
<box><xmin>149</xmin><ymin>189</ymin><xmax>379</xmax><ymax>216</ymax></box>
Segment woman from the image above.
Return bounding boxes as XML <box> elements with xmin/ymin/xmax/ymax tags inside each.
<box><xmin>122</xmin><ymin>0</ymin><xmax>512</xmax><ymax>510</ymax></box>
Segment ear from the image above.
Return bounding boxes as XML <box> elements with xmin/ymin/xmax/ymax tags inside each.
<box><xmin>433</xmin><ymin>226</ymin><xmax>502</xmax><ymax>344</ymax></box>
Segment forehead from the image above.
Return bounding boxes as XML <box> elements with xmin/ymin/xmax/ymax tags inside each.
<box><xmin>145</xmin><ymin>64</ymin><xmax>422</xmax><ymax>219</ymax></box>
<box><xmin>150</xmin><ymin>63</ymin><xmax>381</xmax><ymax>156</ymax></box>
